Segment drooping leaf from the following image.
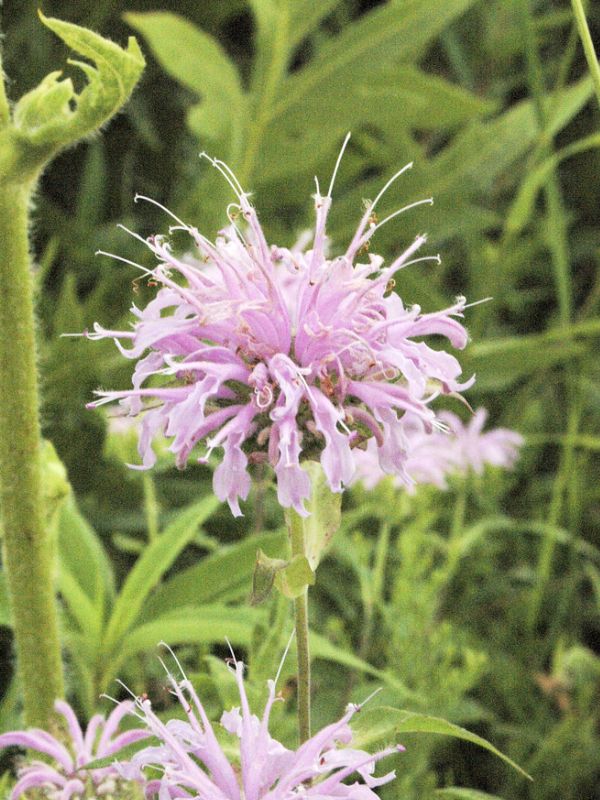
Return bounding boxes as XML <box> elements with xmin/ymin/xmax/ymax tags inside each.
<box><xmin>350</xmin><ymin>707</ymin><xmax>531</xmax><ymax>779</ymax></box>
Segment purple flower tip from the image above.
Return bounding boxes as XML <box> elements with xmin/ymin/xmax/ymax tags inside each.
<box><xmin>87</xmin><ymin>149</ymin><xmax>474</xmax><ymax>515</ymax></box>
<box><xmin>116</xmin><ymin>653</ymin><xmax>401</xmax><ymax>800</ymax></box>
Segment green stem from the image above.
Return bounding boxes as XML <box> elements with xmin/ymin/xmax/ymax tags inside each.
<box><xmin>286</xmin><ymin>509</ymin><xmax>311</xmax><ymax>743</ymax></box>
<box><xmin>0</xmin><ymin>180</ymin><xmax>65</xmax><ymax>728</ymax></box>
<box><xmin>521</xmin><ymin>0</ymin><xmax>579</xmax><ymax>634</ymax></box>
<box><xmin>571</xmin><ymin>0</ymin><xmax>600</xmax><ymax>111</ymax></box>
<box><xmin>238</xmin><ymin>7</ymin><xmax>290</xmax><ymax>185</ymax></box>
<box><xmin>142</xmin><ymin>472</ymin><xmax>159</xmax><ymax>542</ymax></box>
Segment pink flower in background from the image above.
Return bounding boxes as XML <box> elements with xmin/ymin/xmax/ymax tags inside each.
<box><xmin>86</xmin><ymin>141</ymin><xmax>473</xmax><ymax>515</ymax></box>
<box><xmin>352</xmin><ymin>408</ymin><xmax>523</xmax><ymax>491</ymax></box>
<box><xmin>118</xmin><ymin>654</ymin><xmax>402</xmax><ymax>800</ymax></box>
<box><xmin>0</xmin><ymin>699</ymin><xmax>148</xmax><ymax>799</ymax></box>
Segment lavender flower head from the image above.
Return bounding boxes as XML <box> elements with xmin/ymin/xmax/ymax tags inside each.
<box><xmin>352</xmin><ymin>408</ymin><xmax>524</xmax><ymax>491</ymax></box>
<box><xmin>0</xmin><ymin>699</ymin><xmax>148</xmax><ymax>799</ymax></box>
<box><xmin>118</xmin><ymin>651</ymin><xmax>402</xmax><ymax>800</ymax></box>
<box><xmin>86</xmin><ymin>138</ymin><xmax>473</xmax><ymax>515</ymax></box>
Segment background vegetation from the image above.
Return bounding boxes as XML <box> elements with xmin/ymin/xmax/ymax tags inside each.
<box><xmin>1</xmin><ymin>1</ymin><xmax>600</xmax><ymax>798</ymax></box>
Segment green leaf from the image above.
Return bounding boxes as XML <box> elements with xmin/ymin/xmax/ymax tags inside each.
<box><xmin>257</xmin><ymin>0</ymin><xmax>480</xmax><ymax>181</ymax></box>
<box><xmin>251</xmin><ymin>548</ymin><xmax>288</xmax><ymax>605</ymax></box>
<box><xmin>0</xmin><ymin>675</ymin><xmax>20</xmax><ymax>734</ymax></box>
<box><xmin>271</xmin><ymin>0</ymin><xmax>479</xmax><ymax>120</ymax></box>
<box><xmin>140</xmin><ymin>529</ymin><xmax>285</xmax><ymax>619</ymax></box>
<box><xmin>109</xmin><ymin>604</ymin><xmax>262</xmax><ymax>681</ymax></box>
<box><xmin>10</xmin><ymin>13</ymin><xmax>144</xmax><ymax>161</ymax></box>
<box><xmin>103</xmin><ymin>495</ymin><xmax>219</xmax><ymax>654</ymax></box>
<box><xmin>57</xmin><ymin>494</ymin><xmax>115</xmax><ymax>610</ymax></box>
<box><xmin>431</xmin><ymin>78</ymin><xmax>592</xmax><ymax>197</ymax></box>
<box><xmin>125</xmin><ymin>12</ymin><xmax>245</xmax><ymax>147</ymax></box>
<box><xmin>288</xmin><ymin>0</ymin><xmax>344</xmax><ymax>48</ymax></box>
<box><xmin>40</xmin><ymin>440</ymin><xmax>70</xmax><ymax>532</ymax></box>
<box><xmin>260</xmin><ymin>69</ymin><xmax>495</xmax><ymax>182</ymax></box>
<box><xmin>58</xmin><ymin>564</ymin><xmax>103</xmax><ymax>643</ymax></box>
<box><xmin>274</xmin><ymin>554</ymin><xmax>316</xmax><ymax>599</ymax></box>
<box><xmin>309</xmin><ymin>632</ymin><xmax>420</xmax><ymax>701</ymax></box>
<box><xmin>506</xmin><ymin>131</ymin><xmax>600</xmax><ymax>236</ymax></box>
<box><xmin>302</xmin><ymin>463</ymin><xmax>341</xmax><ymax>570</ymax></box>
<box><xmin>350</xmin><ymin>707</ymin><xmax>531</xmax><ymax>780</ymax></box>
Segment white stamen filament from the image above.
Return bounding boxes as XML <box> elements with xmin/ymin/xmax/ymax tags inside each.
<box><xmin>327</xmin><ymin>132</ymin><xmax>351</xmax><ymax>197</ymax></box>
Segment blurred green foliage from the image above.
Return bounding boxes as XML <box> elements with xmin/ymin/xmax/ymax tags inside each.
<box><xmin>1</xmin><ymin>0</ymin><xmax>600</xmax><ymax>797</ymax></box>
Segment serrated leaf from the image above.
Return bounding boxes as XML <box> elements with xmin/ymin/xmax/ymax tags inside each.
<box><xmin>125</xmin><ymin>12</ymin><xmax>245</xmax><ymax>149</ymax></box>
<box><xmin>11</xmin><ymin>13</ymin><xmax>144</xmax><ymax>161</ymax></box>
<box><xmin>350</xmin><ymin>707</ymin><xmax>531</xmax><ymax>780</ymax></box>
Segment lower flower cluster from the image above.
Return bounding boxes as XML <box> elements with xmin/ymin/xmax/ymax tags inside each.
<box><xmin>119</xmin><ymin>657</ymin><xmax>402</xmax><ymax>800</ymax></box>
<box><xmin>0</xmin><ymin>665</ymin><xmax>401</xmax><ymax>800</ymax></box>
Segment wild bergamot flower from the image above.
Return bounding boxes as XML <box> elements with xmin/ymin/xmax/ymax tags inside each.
<box><xmin>86</xmin><ymin>139</ymin><xmax>473</xmax><ymax>515</ymax></box>
<box><xmin>0</xmin><ymin>699</ymin><xmax>147</xmax><ymax>799</ymax></box>
<box><xmin>117</xmin><ymin>650</ymin><xmax>402</xmax><ymax>800</ymax></box>
<box><xmin>352</xmin><ymin>407</ymin><xmax>524</xmax><ymax>491</ymax></box>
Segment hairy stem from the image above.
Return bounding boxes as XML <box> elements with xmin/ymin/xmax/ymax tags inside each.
<box><xmin>0</xmin><ymin>47</ymin><xmax>10</xmax><ymax>127</ymax></box>
<box><xmin>287</xmin><ymin>509</ymin><xmax>311</xmax><ymax>743</ymax></box>
<box><xmin>0</xmin><ymin>180</ymin><xmax>64</xmax><ymax>728</ymax></box>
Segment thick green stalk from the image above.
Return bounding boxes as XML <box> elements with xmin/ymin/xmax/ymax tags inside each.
<box><xmin>0</xmin><ymin>180</ymin><xmax>65</xmax><ymax>728</ymax></box>
<box><xmin>571</xmin><ymin>0</ymin><xmax>600</xmax><ymax>110</ymax></box>
<box><xmin>0</xmin><ymin>49</ymin><xmax>10</xmax><ymax>127</ymax></box>
<box><xmin>286</xmin><ymin>509</ymin><xmax>311</xmax><ymax>743</ymax></box>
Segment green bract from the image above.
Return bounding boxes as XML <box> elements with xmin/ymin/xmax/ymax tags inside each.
<box><xmin>0</xmin><ymin>12</ymin><xmax>144</xmax><ymax>183</ymax></box>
